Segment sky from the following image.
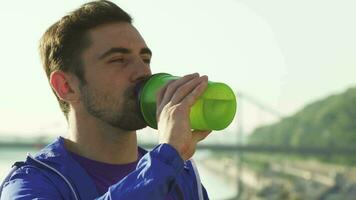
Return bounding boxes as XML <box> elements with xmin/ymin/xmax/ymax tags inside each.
<box><xmin>0</xmin><ymin>0</ymin><xmax>355</xmax><ymax>140</ymax></box>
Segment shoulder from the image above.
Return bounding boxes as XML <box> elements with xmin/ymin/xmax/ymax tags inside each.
<box><xmin>1</xmin><ymin>165</ymin><xmax>62</xmax><ymax>199</ymax></box>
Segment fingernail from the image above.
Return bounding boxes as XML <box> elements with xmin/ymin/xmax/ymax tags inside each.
<box><xmin>201</xmin><ymin>75</ymin><xmax>208</xmax><ymax>80</ymax></box>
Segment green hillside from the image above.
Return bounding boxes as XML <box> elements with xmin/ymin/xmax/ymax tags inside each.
<box><xmin>248</xmin><ymin>87</ymin><xmax>356</xmax><ymax>148</ymax></box>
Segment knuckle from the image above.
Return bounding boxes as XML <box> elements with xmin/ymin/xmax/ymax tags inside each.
<box><xmin>182</xmin><ymin>94</ymin><xmax>195</xmax><ymax>105</ymax></box>
<box><xmin>173</xmin><ymin>87</ymin><xmax>186</xmax><ymax>98</ymax></box>
<box><xmin>169</xmin><ymin>103</ymin><xmax>184</xmax><ymax>114</ymax></box>
<box><xmin>176</xmin><ymin>103</ymin><xmax>189</xmax><ymax>114</ymax></box>
<box><xmin>174</xmin><ymin>81</ymin><xmax>195</xmax><ymax>96</ymax></box>
<box><xmin>165</xmin><ymin>84</ymin><xmax>176</xmax><ymax>94</ymax></box>
<box><xmin>187</xmin><ymin>95</ymin><xmax>196</xmax><ymax>103</ymax></box>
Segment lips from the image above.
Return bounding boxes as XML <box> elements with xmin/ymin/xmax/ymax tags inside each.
<box><xmin>124</xmin><ymin>85</ymin><xmax>141</xmax><ymax>111</ymax></box>
<box><xmin>134</xmin><ymin>78</ymin><xmax>148</xmax><ymax>100</ymax></box>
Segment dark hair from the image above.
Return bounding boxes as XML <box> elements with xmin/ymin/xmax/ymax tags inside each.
<box><xmin>39</xmin><ymin>0</ymin><xmax>132</xmax><ymax>119</ymax></box>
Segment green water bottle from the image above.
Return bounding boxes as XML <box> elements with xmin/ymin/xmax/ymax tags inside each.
<box><xmin>137</xmin><ymin>73</ymin><xmax>237</xmax><ymax>130</ymax></box>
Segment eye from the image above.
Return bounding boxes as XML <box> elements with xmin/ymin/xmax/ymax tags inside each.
<box><xmin>141</xmin><ymin>54</ymin><xmax>151</xmax><ymax>64</ymax></box>
<box><xmin>143</xmin><ymin>58</ymin><xmax>151</xmax><ymax>64</ymax></box>
<box><xmin>108</xmin><ymin>57</ymin><xmax>124</xmax><ymax>63</ymax></box>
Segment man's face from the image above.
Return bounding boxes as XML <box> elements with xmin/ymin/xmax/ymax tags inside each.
<box><xmin>79</xmin><ymin>22</ymin><xmax>152</xmax><ymax>131</ymax></box>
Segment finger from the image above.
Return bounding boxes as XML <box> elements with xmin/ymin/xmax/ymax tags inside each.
<box><xmin>181</xmin><ymin>130</ymin><xmax>212</xmax><ymax>161</ymax></box>
<box><xmin>156</xmin><ymin>80</ymin><xmax>175</xmax><ymax>106</ymax></box>
<box><xmin>170</xmin><ymin>75</ymin><xmax>207</xmax><ymax>104</ymax></box>
<box><xmin>181</xmin><ymin>76</ymin><xmax>208</xmax><ymax>107</ymax></box>
<box><xmin>160</xmin><ymin>73</ymin><xmax>199</xmax><ymax>107</ymax></box>
<box><xmin>192</xmin><ymin>130</ymin><xmax>212</xmax><ymax>143</ymax></box>
<box><xmin>156</xmin><ymin>80</ymin><xmax>173</xmax><ymax>118</ymax></box>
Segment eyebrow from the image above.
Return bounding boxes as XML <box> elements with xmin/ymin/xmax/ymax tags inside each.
<box><xmin>98</xmin><ymin>47</ymin><xmax>152</xmax><ymax>60</ymax></box>
<box><xmin>140</xmin><ymin>48</ymin><xmax>152</xmax><ymax>56</ymax></box>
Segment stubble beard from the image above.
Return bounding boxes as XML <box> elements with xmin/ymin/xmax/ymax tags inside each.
<box><xmin>79</xmin><ymin>83</ymin><xmax>147</xmax><ymax>131</ymax></box>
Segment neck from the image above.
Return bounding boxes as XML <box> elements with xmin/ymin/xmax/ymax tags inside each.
<box><xmin>64</xmin><ymin>111</ymin><xmax>138</xmax><ymax>165</ymax></box>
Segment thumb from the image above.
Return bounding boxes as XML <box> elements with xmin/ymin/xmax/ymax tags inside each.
<box><xmin>192</xmin><ymin>130</ymin><xmax>212</xmax><ymax>143</ymax></box>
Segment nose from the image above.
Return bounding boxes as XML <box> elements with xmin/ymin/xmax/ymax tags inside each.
<box><xmin>130</xmin><ymin>58</ymin><xmax>152</xmax><ymax>83</ymax></box>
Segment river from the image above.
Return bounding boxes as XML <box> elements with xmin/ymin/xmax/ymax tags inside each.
<box><xmin>0</xmin><ymin>147</ymin><xmax>236</xmax><ymax>199</ymax></box>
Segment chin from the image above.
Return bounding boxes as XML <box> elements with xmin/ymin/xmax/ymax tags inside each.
<box><xmin>114</xmin><ymin>98</ymin><xmax>148</xmax><ymax>130</ymax></box>
<box><xmin>112</xmin><ymin>114</ymin><xmax>148</xmax><ymax>131</ymax></box>
<box><xmin>120</xmin><ymin>124</ymin><xmax>147</xmax><ymax>131</ymax></box>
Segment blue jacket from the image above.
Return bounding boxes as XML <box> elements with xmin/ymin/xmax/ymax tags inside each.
<box><xmin>0</xmin><ymin>137</ymin><xmax>209</xmax><ymax>200</ymax></box>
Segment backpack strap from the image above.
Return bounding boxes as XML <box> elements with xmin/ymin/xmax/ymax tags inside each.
<box><xmin>0</xmin><ymin>161</ymin><xmax>25</xmax><ymax>198</ymax></box>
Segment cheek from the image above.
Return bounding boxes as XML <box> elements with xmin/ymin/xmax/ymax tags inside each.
<box><xmin>85</xmin><ymin>68</ymin><xmax>131</xmax><ymax>104</ymax></box>
<box><xmin>101</xmin><ymin>82</ymin><xmax>128</xmax><ymax>107</ymax></box>
<box><xmin>89</xmin><ymin>74</ymin><xmax>123</xmax><ymax>96</ymax></box>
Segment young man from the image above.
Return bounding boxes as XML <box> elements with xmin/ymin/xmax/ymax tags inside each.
<box><xmin>0</xmin><ymin>1</ymin><xmax>211</xmax><ymax>199</ymax></box>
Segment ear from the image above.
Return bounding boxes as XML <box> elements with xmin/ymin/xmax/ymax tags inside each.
<box><xmin>50</xmin><ymin>71</ymin><xmax>80</xmax><ymax>103</ymax></box>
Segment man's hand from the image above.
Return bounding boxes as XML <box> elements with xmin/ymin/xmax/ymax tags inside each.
<box><xmin>156</xmin><ymin>73</ymin><xmax>212</xmax><ymax>161</ymax></box>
